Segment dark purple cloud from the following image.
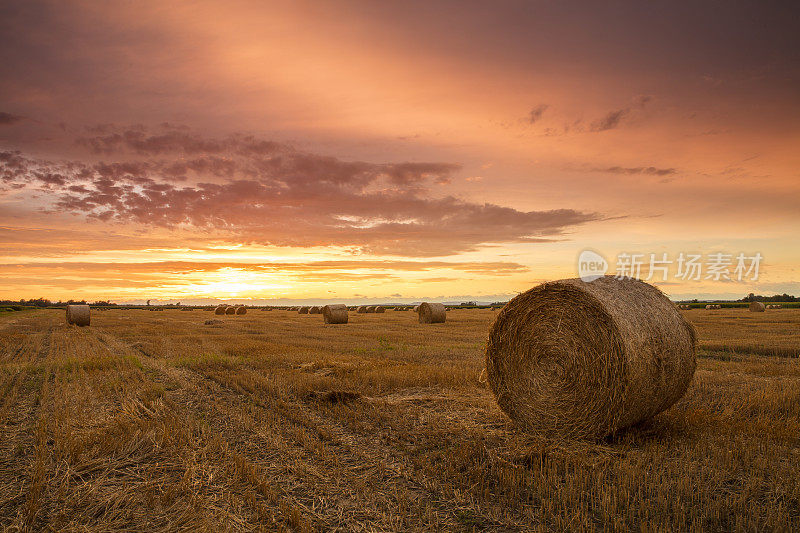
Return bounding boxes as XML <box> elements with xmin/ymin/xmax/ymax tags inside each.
<box><xmin>0</xmin><ymin>112</ymin><xmax>25</xmax><ymax>125</ymax></box>
<box><xmin>590</xmin><ymin>109</ymin><xmax>628</xmax><ymax>132</ymax></box>
<box><xmin>1</xmin><ymin>127</ymin><xmax>602</xmax><ymax>256</ymax></box>
<box><xmin>527</xmin><ymin>104</ymin><xmax>549</xmax><ymax>124</ymax></box>
<box><xmin>596</xmin><ymin>166</ymin><xmax>677</xmax><ymax>176</ymax></box>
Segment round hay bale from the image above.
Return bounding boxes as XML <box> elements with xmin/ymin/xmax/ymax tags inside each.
<box><xmin>375</xmin><ymin>306</ymin><xmax>386</xmax><ymax>313</ymax></box>
<box><xmin>66</xmin><ymin>304</ymin><xmax>90</xmax><ymax>327</ymax></box>
<box><xmin>298</xmin><ymin>306</ymin><xmax>310</xmax><ymax>314</ymax></box>
<box><xmin>705</xmin><ymin>304</ymin><xmax>714</xmax><ymax>310</ymax></box>
<box><xmin>309</xmin><ymin>306</ymin><xmax>321</xmax><ymax>314</ymax></box>
<box><xmin>225</xmin><ymin>306</ymin><xmax>237</xmax><ymax>315</ymax></box>
<box><xmin>214</xmin><ymin>305</ymin><xmax>227</xmax><ymax>315</ymax></box>
<box><xmin>749</xmin><ymin>301</ymin><xmax>765</xmax><ymax>312</ymax></box>
<box><xmin>413</xmin><ymin>305</ymin><xmax>419</xmax><ymax>313</ymax></box>
<box><xmin>485</xmin><ymin>276</ymin><xmax>696</xmax><ymax>440</ymax></box>
<box><xmin>357</xmin><ymin>306</ymin><xmax>368</xmax><ymax>313</ymax></box>
<box><xmin>323</xmin><ymin>304</ymin><xmax>348</xmax><ymax>324</ymax></box>
<box><xmin>418</xmin><ymin>302</ymin><xmax>446</xmax><ymax>324</ymax></box>
<box><xmin>365</xmin><ymin>306</ymin><xmax>376</xmax><ymax>313</ymax></box>
<box><xmin>236</xmin><ymin>306</ymin><xmax>247</xmax><ymax>315</ymax></box>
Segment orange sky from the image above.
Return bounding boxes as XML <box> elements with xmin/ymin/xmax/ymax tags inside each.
<box><xmin>1</xmin><ymin>1</ymin><xmax>798</xmax><ymax>303</ymax></box>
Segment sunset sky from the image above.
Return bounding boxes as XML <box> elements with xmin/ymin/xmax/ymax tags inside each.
<box><xmin>1</xmin><ymin>1</ymin><xmax>798</xmax><ymax>304</ymax></box>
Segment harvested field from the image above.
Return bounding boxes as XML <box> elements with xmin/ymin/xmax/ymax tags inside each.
<box><xmin>0</xmin><ymin>307</ymin><xmax>797</xmax><ymax>531</ymax></box>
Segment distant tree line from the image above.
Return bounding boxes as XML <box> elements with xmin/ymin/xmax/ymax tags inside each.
<box><xmin>739</xmin><ymin>293</ymin><xmax>799</xmax><ymax>303</ymax></box>
<box><xmin>0</xmin><ymin>298</ymin><xmax>118</xmax><ymax>307</ymax></box>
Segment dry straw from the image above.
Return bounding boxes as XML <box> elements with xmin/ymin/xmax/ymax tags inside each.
<box><xmin>366</xmin><ymin>306</ymin><xmax>376</xmax><ymax>313</ymax></box>
<box><xmin>225</xmin><ymin>306</ymin><xmax>237</xmax><ymax>315</ymax></box>
<box><xmin>749</xmin><ymin>301</ymin><xmax>766</xmax><ymax>312</ymax></box>
<box><xmin>413</xmin><ymin>305</ymin><xmax>419</xmax><ymax>313</ymax></box>
<box><xmin>236</xmin><ymin>306</ymin><xmax>247</xmax><ymax>315</ymax></box>
<box><xmin>485</xmin><ymin>276</ymin><xmax>697</xmax><ymax>440</ymax></box>
<box><xmin>418</xmin><ymin>302</ymin><xmax>446</xmax><ymax>324</ymax></box>
<box><xmin>214</xmin><ymin>305</ymin><xmax>227</xmax><ymax>315</ymax></box>
<box><xmin>298</xmin><ymin>306</ymin><xmax>310</xmax><ymax>314</ymax></box>
<box><xmin>323</xmin><ymin>304</ymin><xmax>349</xmax><ymax>324</ymax></box>
<box><xmin>309</xmin><ymin>306</ymin><xmax>321</xmax><ymax>314</ymax></box>
<box><xmin>375</xmin><ymin>306</ymin><xmax>386</xmax><ymax>313</ymax></box>
<box><xmin>66</xmin><ymin>304</ymin><xmax>91</xmax><ymax>327</ymax></box>
<box><xmin>358</xmin><ymin>306</ymin><xmax>368</xmax><ymax>313</ymax></box>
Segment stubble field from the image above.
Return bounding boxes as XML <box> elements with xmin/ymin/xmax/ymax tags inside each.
<box><xmin>0</xmin><ymin>307</ymin><xmax>798</xmax><ymax>531</ymax></box>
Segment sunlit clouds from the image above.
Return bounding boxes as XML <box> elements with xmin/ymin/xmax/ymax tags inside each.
<box><xmin>1</xmin><ymin>1</ymin><xmax>798</xmax><ymax>302</ymax></box>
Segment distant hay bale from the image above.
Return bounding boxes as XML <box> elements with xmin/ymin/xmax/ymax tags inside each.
<box><xmin>66</xmin><ymin>304</ymin><xmax>90</xmax><ymax>327</ymax></box>
<box><xmin>705</xmin><ymin>304</ymin><xmax>715</xmax><ymax>310</ymax></box>
<box><xmin>357</xmin><ymin>306</ymin><xmax>368</xmax><ymax>313</ymax></box>
<box><xmin>365</xmin><ymin>306</ymin><xmax>376</xmax><ymax>313</ymax></box>
<box><xmin>309</xmin><ymin>306</ymin><xmax>321</xmax><ymax>314</ymax></box>
<box><xmin>236</xmin><ymin>306</ymin><xmax>247</xmax><ymax>315</ymax></box>
<box><xmin>225</xmin><ymin>306</ymin><xmax>237</xmax><ymax>315</ymax></box>
<box><xmin>323</xmin><ymin>304</ymin><xmax>348</xmax><ymax>324</ymax></box>
<box><xmin>412</xmin><ymin>305</ymin><xmax>419</xmax><ymax>313</ymax></box>
<box><xmin>418</xmin><ymin>302</ymin><xmax>446</xmax><ymax>324</ymax></box>
<box><xmin>375</xmin><ymin>306</ymin><xmax>385</xmax><ymax>313</ymax></box>
<box><xmin>215</xmin><ymin>305</ymin><xmax>227</xmax><ymax>315</ymax></box>
<box><xmin>749</xmin><ymin>301</ymin><xmax>765</xmax><ymax>312</ymax></box>
<box><xmin>298</xmin><ymin>306</ymin><xmax>310</xmax><ymax>314</ymax></box>
<box><xmin>485</xmin><ymin>276</ymin><xmax>696</xmax><ymax>440</ymax></box>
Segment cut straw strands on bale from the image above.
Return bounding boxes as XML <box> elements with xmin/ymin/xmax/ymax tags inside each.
<box><xmin>236</xmin><ymin>306</ymin><xmax>247</xmax><ymax>315</ymax></box>
<box><xmin>309</xmin><ymin>306</ymin><xmax>321</xmax><ymax>314</ymax></box>
<box><xmin>225</xmin><ymin>306</ymin><xmax>237</xmax><ymax>315</ymax></box>
<box><xmin>749</xmin><ymin>301</ymin><xmax>766</xmax><ymax>312</ymax></box>
<box><xmin>322</xmin><ymin>304</ymin><xmax>348</xmax><ymax>324</ymax></box>
<box><xmin>298</xmin><ymin>306</ymin><xmax>310</xmax><ymax>314</ymax></box>
<box><xmin>418</xmin><ymin>302</ymin><xmax>446</xmax><ymax>324</ymax></box>
<box><xmin>215</xmin><ymin>305</ymin><xmax>227</xmax><ymax>315</ymax></box>
<box><xmin>66</xmin><ymin>304</ymin><xmax>91</xmax><ymax>327</ymax></box>
<box><xmin>375</xmin><ymin>306</ymin><xmax>386</xmax><ymax>313</ymax></box>
<box><xmin>485</xmin><ymin>276</ymin><xmax>697</xmax><ymax>440</ymax></box>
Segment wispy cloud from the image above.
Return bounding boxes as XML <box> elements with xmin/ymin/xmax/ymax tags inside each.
<box><xmin>0</xmin><ymin>112</ymin><xmax>25</xmax><ymax>125</ymax></box>
<box><xmin>527</xmin><ymin>104</ymin><xmax>549</xmax><ymax>124</ymax></box>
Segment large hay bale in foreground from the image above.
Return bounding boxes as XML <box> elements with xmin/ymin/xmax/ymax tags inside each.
<box><xmin>298</xmin><ymin>306</ymin><xmax>310</xmax><ymax>314</ymax></box>
<box><xmin>375</xmin><ymin>306</ymin><xmax>385</xmax><ymax>313</ymax></box>
<box><xmin>485</xmin><ymin>276</ymin><xmax>696</xmax><ymax>440</ymax></box>
<box><xmin>225</xmin><ymin>306</ymin><xmax>237</xmax><ymax>315</ymax></box>
<box><xmin>236</xmin><ymin>306</ymin><xmax>247</xmax><ymax>315</ymax></box>
<box><xmin>215</xmin><ymin>305</ymin><xmax>227</xmax><ymax>315</ymax></box>
<box><xmin>323</xmin><ymin>304</ymin><xmax>348</xmax><ymax>324</ymax></box>
<box><xmin>66</xmin><ymin>304</ymin><xmax>91</xmax><ymax>327</ymax></box>
<box><xmin>309</xmin><ymin>306</ymin><xmax>321</xmax><ymax>314</ymax></box>
<box><xmin>749</xmin><ymin>301</ymin><xmax>765</xmax><ymax>312</ymax></box>
<box><xmin>418</xmin><ymin>302</ymin><xmax>446</xmax><ymax>324</ymax></box>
